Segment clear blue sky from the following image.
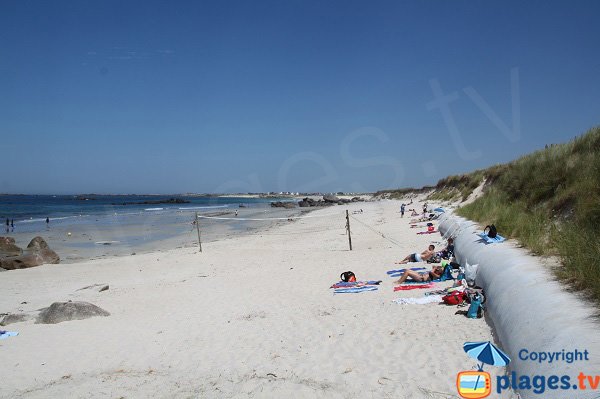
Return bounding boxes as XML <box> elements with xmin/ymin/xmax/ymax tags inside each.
<box><xmin>2</xmin><ymin>0</ymin><xmax>599</xmax><ymax>194</ymax></box>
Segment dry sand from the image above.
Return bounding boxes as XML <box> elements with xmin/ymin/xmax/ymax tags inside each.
<box><xmin>0</xmin><ymin>199</ymin><xmax>509</xmax><ymax>398</ymax></box>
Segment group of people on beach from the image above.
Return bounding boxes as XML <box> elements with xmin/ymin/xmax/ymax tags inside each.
<box><xmin>400</xmin><ymin>199</ymin><xmax>427</xmax><ymax>218</ymax></box>
<box><xmin>3</xmin><ymin>217</ymin><xmax>50</xmax><ymax>233</ymax></box>
<box><xmin>393</xmin><ymin>238</ymin><xmax>454</xmax><ymax>284</ymax></box>
<box><xmin>5</xmin><ymin>218</ymin><xmax>14</xmax><ymax>233</ymax></box>
<box><xmin>394</xmin><ymin>200</ymin><xmax>455</xmax><ymax>284</ymax></box>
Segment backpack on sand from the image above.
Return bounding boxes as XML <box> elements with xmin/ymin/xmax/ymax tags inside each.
<box><xmin>484</xmin><ymin>224</ymin><xmax>497</xmax><ymax>239</ymax></box>
<box><xmin>442</xmin><ymin>291</ymin><xmax>466</xmax><ymax>305</ymax></box>
<box><xmin>340</xmin><ymin>271</ymin><xmax>356</xmax><ymax>282</ymax></box>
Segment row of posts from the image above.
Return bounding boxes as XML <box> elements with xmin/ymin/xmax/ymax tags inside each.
<box><xmin>193</xmin><ymin>210</ymin><xmax>353</xmax><ymax>253</ymax></box>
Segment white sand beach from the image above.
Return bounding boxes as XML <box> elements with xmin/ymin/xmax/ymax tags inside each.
<box><xmin>0</xmin><ymin>199</ymin><xmax>509</xmax><ymax>398</ymax></box>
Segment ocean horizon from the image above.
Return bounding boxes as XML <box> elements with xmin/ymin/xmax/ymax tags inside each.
<box><xmin>1</xmin><ymin>194</ymin><xmax>301</xmax><ymax>263</ymax></box>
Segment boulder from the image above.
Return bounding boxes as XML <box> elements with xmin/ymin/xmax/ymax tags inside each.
<box><xmin>323</xmin><ymin>194</ymin><xmax>340</xmax><ymax>203</ymax></box>
<box><xmin>0</xmin><ymin>237</ymin><xmax>60</xmax><ymax>270</ymax></box>
<box><xmin>27</xmin><ymin>236</ymin><xmax>50</xmax><ymax>251</ymax></box>
<box><xmin>0</xmin><ymin>253</ymin><xmax>45</xmax><ymax>270</ymax></box>
<box><xmin>1</xmin><ymin>312</ymin><xmax>35</xmax><ymax>326</ymax></box>
<box><xmin>270</xmin><ymin>201</ymin><xmax>296</xmax><ymax>209</ymax></box>
<box><xmin>298</xmin><ymin>197</ymin><xmax>317</xmax><ymax>207</ymax></box>
<box><xmin>0</xmin><ymin>236</ymin><xmax>22</xmax><ymax>257</ymax></box>
<box><xmin>28</xmin><ymin>236</ymin><xmax>60</xmax><ymax>264</ymax></box>
<box><xmin>36</xmin><ymin>301</ymin><xmax>110</xmax><ymax>324</ymax></box>
<box><xmin>298</xmin><ymin>199</ymin><xmax>310</xmax><ymax>207</ymax></box>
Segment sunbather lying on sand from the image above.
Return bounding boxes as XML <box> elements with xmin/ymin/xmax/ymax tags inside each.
<box><xmin>395</xmin><ymin>245</ymin><xmax>435</xmax><ymax>264</ymax></box>
<box><xmin>393</xmin><ymin>265</ymin><xmax>443</xmax><ymax>284</ymax></box>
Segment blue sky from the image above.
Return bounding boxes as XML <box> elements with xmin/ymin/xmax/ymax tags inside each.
<box><xmin>1</xmin><ymin>0</ymin><xmax>599</xmax><ymax>194</ymax></box>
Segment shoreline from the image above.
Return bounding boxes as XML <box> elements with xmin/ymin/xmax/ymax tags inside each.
<box><xmin>2</xmin><ymin>205</ymin><xmax>319</xmax><ymax>265</ymax></box>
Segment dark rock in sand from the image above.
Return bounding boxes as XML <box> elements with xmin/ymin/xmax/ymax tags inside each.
<box><xmin>298</xmin><ymin>198</ymin><xmax>311</xmax><ymax>207</ymax></box>
<box><xmin>270</xmin><ymin>201</ymin><xmax>296</xmax><ymax>209</ymax></box>
<box><xmin>27</xmin><ymin>236</ymin><xmax>50</xmax><ymax>251</ymax></box>
<box><xmin>0</xmin><ymin>236</ymin><xmax>23</xmax><ymax>257</ymax></box>
<box><xmin>99</xmin><ymin>285</ymin><xmax>109</xmax><ymax>292</ymax></box>
<box><xmin>323</xmin><ymin>194</ymin><xmax>340</xmax><ymax>203</ymax></box>
<box><xmin>1</xmin><ymin>312</ymin><xmax>34</xmax><ymax>326</ymax></box>
<box><xmin>0</xmin><ymin>253</ymin><xmax>45</xmax><ymax>270</ymax></box>
<box><xmin>297</xmin><ymin>197</ymin><xmax>333</xmax><ymax>207</ymax></box>
<box><xmin>0</xmin><ymin>237</ymin><xmax>60</xmax><ymax>270</ymax></box>
<box><xmin>36</xmin><ymin>301</ymin><xmax>110</xmax><ymax>324</ymax></box>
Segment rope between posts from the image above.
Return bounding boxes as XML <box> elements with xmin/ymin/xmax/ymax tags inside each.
<box><xmin>196</xmin><ymin>212</ymin><xmax>344</xmax><ymax>222</ymax></box>
<box><xmin>349</xmin><ymin>215</ymin><xmax>403</xmax><ymax>248</ymax></box>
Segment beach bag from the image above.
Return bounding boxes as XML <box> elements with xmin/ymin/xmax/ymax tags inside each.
<box><xmin>484</xmin><ymin>224</ymin><xmax>497</xmax><ymax>238</ymax></box>
<box><xmin>464</xmin><ymin>261</ymin><xmax>479</xmax><ymax>285</ymax></box>
<box><xmin>442</xmin><ymin>291</ymin><xmax>466</xmax><ymax>305</ymax></box>
<box><xmin>467</xmin><ymin>293</ymin><xmax>483</xmax><ymax>318</ymax></box>
<box><xmin>340</xmin><ymin>271</ymin><xmax>356</xmax><ymax>282</ymax></box>
<box><xmin>440</xmin><ymin>264</ymin><xmax>454</xmax><ymax>281</ymax></box>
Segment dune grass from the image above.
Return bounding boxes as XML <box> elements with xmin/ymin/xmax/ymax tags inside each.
<box><xmin>456</xmin><ymin>126</ymin><xmax>600</xmax><ymax>302</ymax></box>
<box><xmin>374</xmin><ymin>186</ymin><xmax>434</xmax><ymax>199</ymax></box>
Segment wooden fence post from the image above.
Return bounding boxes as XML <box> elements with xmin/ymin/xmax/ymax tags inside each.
<box><xmin>346</xmin><ymin>210</ymin><xmax>352</xmax><ymax>251</ymax></box>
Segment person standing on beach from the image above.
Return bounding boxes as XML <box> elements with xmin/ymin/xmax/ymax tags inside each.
<box><xmin>400</xmin><ymin>203</ymin><xmax>406</xmax><ymax>218</ymax></box>
<box><xmin>46</xmin><ymin>217</ymin><xmax>50</xmax><ymax>227</ymax></box>
<box><xmin>10</xmin><ymin>219</ymin><xmax>14</xmax><ymax>232</ymax></box>
<box><xmin>423</xmin><ymin>203</ymin><xmax>428</xmax><ymax>214</ymax></box>
<box><xmin>5</xmin><ymin>218</ymin><xmax>9</xmax><ymax>233</ymax></box>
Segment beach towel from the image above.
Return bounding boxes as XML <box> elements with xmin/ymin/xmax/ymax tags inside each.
<box><xmin>334</xmin><ymin>286</ymin><xmax>378</xmax><ymax>294</ymax></box>
<box><xmin>386</xmin><ymin>267</ymin><xmax>426</xmax><ymax>275</ymax></box>
<box><xmin>394</xmin><ymin>283</ymin><xmax>435</xmax><ymax>291</ymax></box>
<box><xmin>394</xmin><ymin>278</ymin><xmax>443</xmax><ymax>284</ymax></box>
<box><xmin>388</xmin><ymin>270</ymin><xmax>443</xmax><ymax>280</ymax></box>
<box><xmin>0</xmin><ymin>330</ymin><xmax>18</xmax><ymax>340</ymax></box>
<box><xmin>477</xmin><ymin>232</ymin><xmax>506</xmax><ymax>244</ymax></box>
<box><xmin>330</xmin><ymin>280</ymin><xmax>382</xmax><ymax>289</ymax></box>
<box><xmin>417</xmin><ymin>230</ymin><xmax>439</xmax><ymax>235</ymax></box>
<box><xmin>393</xmin><ymin>295</ymin><xmax>443</xmax><ymax>305</ymax></box>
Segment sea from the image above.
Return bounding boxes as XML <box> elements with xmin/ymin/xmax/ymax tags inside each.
<box><xmin>0</xmin><ymin>195</ymin><xmax>300</xmax><ymax>263</ymax></box>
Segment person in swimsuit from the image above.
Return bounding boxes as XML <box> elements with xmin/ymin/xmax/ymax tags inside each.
<box><xmin>393</xmin><ymin>265</ymin><xmax>443</xmax><ymax>285</ymax></box>
<box><xmin>395</xmin><ymin>245</ymin><xmax>436</xmax><ymax>264</ymax></box>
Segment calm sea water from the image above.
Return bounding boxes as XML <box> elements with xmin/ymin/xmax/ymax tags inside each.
<box><xmin>0</xmin><ymin>195</ymin><xmax>286</xmax><ymax>231</ymax></box>
<box><xmin>0</xmin><ymin>195</ymin><xmax>277</xmax><ymax>221</ymax></box>
<box><xmin>0</xmin><ymin>195</ymin><xmax>298</xmax><ymax>262</ymax></box>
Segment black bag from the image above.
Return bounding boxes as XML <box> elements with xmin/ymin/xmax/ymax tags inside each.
<box><xmin>484</xmin><ymin>224</ymin><xmax>497</xmax><ymax>238</ymax></box>
<box><xmin>340</xmin><ymin>271</ymin><xmax>356</xmax><ymax>282</ymax></box>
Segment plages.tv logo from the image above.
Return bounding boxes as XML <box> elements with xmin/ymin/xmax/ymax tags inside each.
<box><xmin>456</xmin><ymin>341</ymin><xmax>511</xmax><ymax>399</ymax></box>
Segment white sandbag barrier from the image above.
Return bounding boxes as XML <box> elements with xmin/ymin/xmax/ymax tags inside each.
<box><xmin>439</xmin><ymin>213</ymin><xmax>600</xmax><ymax>399</ymax></box>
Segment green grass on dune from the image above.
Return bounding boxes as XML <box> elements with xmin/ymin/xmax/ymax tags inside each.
<box><xmin>457</xmin><ymin>126</ymin><xmax>600</xmax><ymax>302</ymax></box>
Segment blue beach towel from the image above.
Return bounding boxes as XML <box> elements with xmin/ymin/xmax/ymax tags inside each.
<box><xmin>0</xmin><ymin>331</ymin><xmax>19</xmax><ymax>340</ymax></box>
<box><xmin>477</xmin><ymin>232</ymin><xmax>506</xmax><ymax>244</ymax></box>
<box><xmin>334</xmin><ymin>286</ymin><xmax>378</xmax><ymax>294</ymax></box>
<box><xmin>386</xmin><ymin>267</ymin><xmax>426</xmax><ymax>275</ymax></box>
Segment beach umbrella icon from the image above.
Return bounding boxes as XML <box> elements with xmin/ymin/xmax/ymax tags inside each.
<box><xmin>463</xmin><ymin>341</ymin><xmax>511</xmax><ymax>369</ymax></box>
